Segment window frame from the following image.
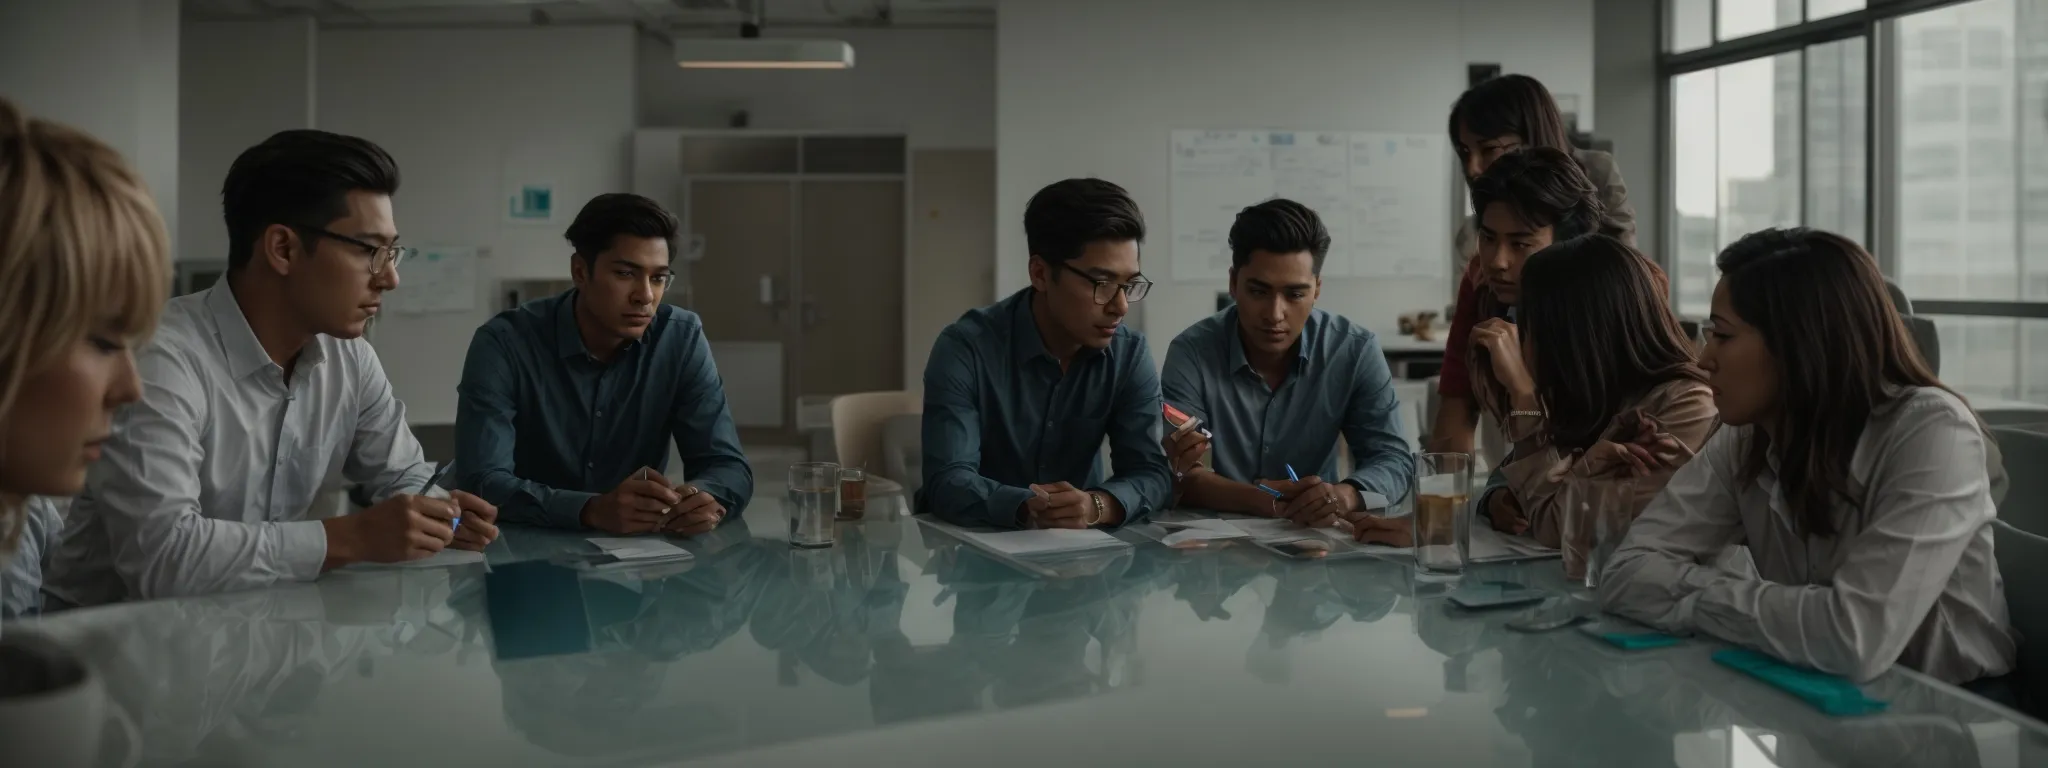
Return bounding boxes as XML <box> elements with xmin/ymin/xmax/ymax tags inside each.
<box><xmin>1660</xmin><ymin>0</ymin><xmax>2048</xmax><ymax>323</ymax></box>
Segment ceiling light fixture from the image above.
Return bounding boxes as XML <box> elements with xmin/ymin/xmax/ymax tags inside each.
<box><xmin>673</xmin><ymin>1</ymin><xmax>855</xmax><ymax>70</ymax></box>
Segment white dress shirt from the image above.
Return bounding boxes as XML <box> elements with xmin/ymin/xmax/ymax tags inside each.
<box><xmin>43</xmin><ymin>284</ymin><xmax>431</xmax><ymax>607</ymax></box>
<box><xmin>1</xmin><ymin>496</ymin><xmax>63</xmax><ymax>618</ymax></box>
<box><xmin>1599</xmin><ymin>386</ymin><xmax>2016</xmax><ymax>684</ymax></box>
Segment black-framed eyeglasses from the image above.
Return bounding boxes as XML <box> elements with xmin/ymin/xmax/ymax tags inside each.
<box><xmin>296</xmin><ymin>226</ymin><xmax>417</xmax><ymax>274</ymax></box>
<box><xmin>1049</xmin><ymin>260</ymin><xmax>1152</xmax><ymax>304</ymax></box>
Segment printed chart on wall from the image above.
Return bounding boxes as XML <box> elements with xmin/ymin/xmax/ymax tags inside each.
<box><xmin>390</xmin><ymin>246</ymin><xmax>479</xmax><ymax>314</ymax></box>
<box><xmin>1169</xmin><ymin>130</ymin><xmax>1452</xmax><ymax>282</ymax></box>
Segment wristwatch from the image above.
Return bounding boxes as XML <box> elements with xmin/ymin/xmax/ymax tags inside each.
<box><xmin>1085</xmin><ymin>491</ymin><xmax>1106</xmax><ymax>526</ymax></box>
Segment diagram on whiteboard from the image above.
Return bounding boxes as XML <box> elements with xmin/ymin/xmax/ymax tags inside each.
<box><xmin>1170</xmin><ymin>130</ymin><xmax>1452</xmax><ymax>282</ymax></box>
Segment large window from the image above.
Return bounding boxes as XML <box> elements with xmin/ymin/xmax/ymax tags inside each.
<box><xmin>1665</xmin><ymin>0</ymin><xmax>2048</xmax><ymax>405</ymax></box>
<box><xmin>1669</xmin><ymin>42</ymin><xmax>1864</xmax><ymax>317</ymax></box>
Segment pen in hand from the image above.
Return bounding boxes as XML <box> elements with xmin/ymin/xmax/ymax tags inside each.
<box><xmin>421</xmin><ymin>462</ymin><xmax>459</xmax><ymax>531</ymax></box>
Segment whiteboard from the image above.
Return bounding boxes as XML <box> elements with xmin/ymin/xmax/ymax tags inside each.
<box><xmin>391</xmin><ymin>245</ymin><xmax>478</xmax><ymax>314</ymax></box>
<box><xmin>1170</xmin><ymin>130</ymin><xmax>1452</xmax><ymax>282</ymax></box>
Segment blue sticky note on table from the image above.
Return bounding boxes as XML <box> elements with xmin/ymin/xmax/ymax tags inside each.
<box><xmin>1596</xmin><ymin>631</ymin><xmax>1683</xmax><ymax>650</ymax></box>
<box><xmin>1578</xmin><ymin>618</ymin><xmax>1682</xmax><ymax>650</ymax></box>
<box><xmin>1712</xmin><ymin>648</ymin><xmax>1890</xmax><ymax>716</ymax></box>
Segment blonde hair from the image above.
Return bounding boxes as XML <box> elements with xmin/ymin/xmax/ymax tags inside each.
<box><xmin>0</xmin><ymin>98</ymin><xmax>170</xmax><ymax>551</ymax></box>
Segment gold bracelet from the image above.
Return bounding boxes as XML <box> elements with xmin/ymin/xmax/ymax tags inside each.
<box><xmin>1086</xmin><ymin>492</ymin><xmax>1106</xmax><ymax>526</ymax></box>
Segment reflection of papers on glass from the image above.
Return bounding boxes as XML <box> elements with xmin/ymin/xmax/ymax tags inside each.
<box><xmin>587</xmin><ymin>537</ymin><xmax>693</xmax><ymax>562</ymax></box>
<box><xmin>969</xmin><ymin>528</ymin><xmax>1127</xmax><ymax>558</ymax></box>
<box><xmin>1156</xmin><ymin>518</ymin><xmax>1251</xmax><ymax>547</ymax></box>
<box><xmin>1468</xmin><ymin>525</ymin><xmax>1557</xmax><ymax>562</ymax></box>
<box><xmin>351</xmin><ymin>548</ymin><xmax>486</xmax><ymax>570</ymax></box>
<box><xmin>915</xmin><ymin>516</ymin><xmax>1133</xmax><ymax>578</ymax></box>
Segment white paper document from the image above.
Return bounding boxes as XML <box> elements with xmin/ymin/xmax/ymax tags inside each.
<box><xmin>972</xmin><ymin>528</ymin><xmax>1129</xmax><ymax>558</ymax></box>
<box><xmin>587</xmin><ymin>538</ymin><xmax>694</xmax><ymax>562</ymax></box>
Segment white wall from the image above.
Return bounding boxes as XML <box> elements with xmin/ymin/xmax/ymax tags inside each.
<box><xmin>636</xmin><ymin>27</ymin><xmax>995</xmax><ymax>148</ymax></box>
<box><xmin>317</xmin><ymin>26</ymin><xmax>639</xmax><ymax>425</ymax></box>
<box><xmin>179</xmin><ymin>18</ymin><xmax>318</xmax><ymax>265</ymax></box>
<box><xmin>996</xmin><ymin>0</ymin><xmax>1596</xmax><ymax>365</ymax></box>
<box><xmin>0</xmin><ymin>0</ymin><xmax>180</xmax><ymax>254</ymax></box>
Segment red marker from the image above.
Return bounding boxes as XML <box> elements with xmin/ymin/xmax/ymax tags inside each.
<box><xmin>1162</xmin><ymin>403</ymin><xmax>1213</xmax><ymax>439</ymax></box>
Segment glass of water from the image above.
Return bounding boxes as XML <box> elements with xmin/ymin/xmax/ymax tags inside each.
<box><xmin>788</xmin><ymin>462</ymin><xmax>840</xmax><ymax>549</ymax></box>
<box><xmin>1410</xmin><ymin>452</ymin><xmax>1473</xmax><ymax>578</ymax></box>
<box><xmin>1561</xmin><ymin>477</ymin><xmax>1635</xmax><ymax>589</ymax></box>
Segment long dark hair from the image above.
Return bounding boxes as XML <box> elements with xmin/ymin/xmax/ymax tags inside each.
<box><xmin>1517</xmin><ymin>235</ymin><xmax>1705</xmax><ymax>452</ymax></box>
<box><xmin>1716</xmin><ymin>228</ymin><xmax>1964</xmax><ymax>537</ymax></box>
<box><xmin>1447</xmin><ymin>75</ymin><xmax>1574</xmax><ymax>155</ymax></box>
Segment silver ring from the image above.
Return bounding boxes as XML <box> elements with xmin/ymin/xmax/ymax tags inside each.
<box><xmin>1326</xmin><ymin>496</ymin><xmax>1336</xmax><ymax>506</ymax></box>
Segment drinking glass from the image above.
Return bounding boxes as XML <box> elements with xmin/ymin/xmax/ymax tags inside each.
<box><xmin>837</xmin><ymin>467</ymin><xmax>868</xmax><ymax>520</ymax></box>
<box><xmin>788</xmin><ymin>462</ymin><xmax>840</xmax><ymax>549</ymax></box>
<box><xmin>1410</xmin><ymin>452</ymin><xmax>1473</xmax><ymax>578</ymax></box>
<box><xmin>1561</xmin><ymin>477</ymin><xmax>1636</xmax><ymax>588</ymax></box>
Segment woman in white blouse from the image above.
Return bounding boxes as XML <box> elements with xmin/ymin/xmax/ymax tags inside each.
<box><xmin>0</xmin><ymin>97</ymin><xmax>168</xmax><ymax>620</ymax></box>
<box><xmin>1599</xmin><ymin>227</ymin><xmax>2015</xmax><ymax>686</ymax></box>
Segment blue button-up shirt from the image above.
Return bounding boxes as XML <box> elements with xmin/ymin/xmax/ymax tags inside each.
<box><xmin>917</xmin><ymin>288</ymin><xmax>1172</xmax><ymax>528</ymax></box>
<box><xmin>1160</xmin><ymin>306</ymin><xmax>1412</xmax><ymax>503</ymax></box>
<box><xmin>454</xmin><ymin>290</ymin><xmax>753</xmax><ymax>529</ymax></box>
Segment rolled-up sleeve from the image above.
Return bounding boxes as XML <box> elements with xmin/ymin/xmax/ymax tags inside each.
<box><xmin>667</xmin><ymin>320</ymin><xmax>753</xmax><ymax>521</ymax></box>
<box><xmin>1094</xmin><ymin>334</ymin><xmax>1172</xmax><ymax>525</ymax></box>
<box><xmin>1341</xmin><ymin>334</ymin><xmax>1414</xmax><ymax>504</ymax></box>
<box><xmin>455</xmin><ymin>327</ymin><xmax>593</xmax><ymax>528</ymax></box>
<box><xmin>920</xmin><ymin>327</ymin><xmax>1033</xmax><ymax>527</ymax></box>
<box><xmin>93</xmin><ymin>343</ymin><xmax>327</xmax><ymax>599</ymax></box>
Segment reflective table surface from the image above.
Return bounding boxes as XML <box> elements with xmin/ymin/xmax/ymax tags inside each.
<box><xmin>25</xmin><ymin>488</ymin><xmax>2048</xmax><ymax>767</ymax></box>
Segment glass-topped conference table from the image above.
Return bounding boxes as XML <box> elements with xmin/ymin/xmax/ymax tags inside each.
<box><xmin>24</xmin><ymin>486</ymin><xmax>2048</xmax><ymax>768</ymax></box>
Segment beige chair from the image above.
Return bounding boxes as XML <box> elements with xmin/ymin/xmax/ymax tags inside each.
<box><xmin>830</xmin><ymin>391</ymin><xmax>923</xmax><ymax>476</ymax></box>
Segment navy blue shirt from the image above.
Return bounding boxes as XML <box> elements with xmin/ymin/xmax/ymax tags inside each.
<box><xmin>917</xmin><ymin>288</ymin><xmax>1172</xmax><ymax>528</ymax></box>
<box><xmin>454</xmin><ymin>290</ymin><xmax>753</xmax><ymax>529</ymax></box>
<box><xmin>1161</xmin><ymin>307</ymin><xmax>1413</xmax><ymax>503</ymax></box>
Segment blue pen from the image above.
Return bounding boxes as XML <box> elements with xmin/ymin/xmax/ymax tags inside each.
<box><xmin>1285</xmin><ymin>464</ymin><xmax>1300</xmax><ymax>483</ymax></box>
<box><xmin>422</xmin><ymin>462</ymin><xmax>459</xmax><ymax>530</ymax></box>
<box><xmin>1255</xmin><ymin>483</ymin><xmax>1286</xmax><ymax>498</ymax></box>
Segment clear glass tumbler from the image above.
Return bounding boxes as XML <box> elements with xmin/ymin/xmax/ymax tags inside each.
<box><xmin>1411</xmin><ymin>452</ymin><xmax>1473</xmax><ymax>577</ymax></box>
<box><xmin>1561</xmin><ymin>477</ymin><xmax>1635</xmax><ymax>589</ymax></box>
<box><xmin>787</xmin><ymin>462</ymin><xmax>840</xmax><ymax>549</ymax></box>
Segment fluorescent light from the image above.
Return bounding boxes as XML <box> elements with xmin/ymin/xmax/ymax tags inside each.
<box><xmin>674</xmin><ymin>38</ymin><xmax>854</xmax><ymax>70</ymax></box>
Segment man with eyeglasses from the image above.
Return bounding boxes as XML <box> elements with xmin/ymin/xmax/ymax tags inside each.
<box><xmin>1158</xmin><ymin>199</ymin><xmax>1412</xmax><ymax>528</ymax></box>
<box><xmin>46</xmin><ymin>130</ymin><xmax>501</xmax><ymax>608</ymax></box>
<box><xmin>452</xmin><ymin>193</ymin><xmax>751</xmax><ymax>536</ymax></box>
<box><xmin>918</xmin><ymin>178</ymin><xmax>1171</xmax><ymax>530</ymax></box>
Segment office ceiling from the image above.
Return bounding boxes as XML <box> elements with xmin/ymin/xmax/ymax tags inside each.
<box><xmin>181</xmin><ymin>0</ymin><xmax>996</xmax><ymax>27</ymax></box>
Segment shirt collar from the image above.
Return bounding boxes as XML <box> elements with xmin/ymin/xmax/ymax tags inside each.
<box><xmin>1010</xmin><ymin>288</ymin><xmax>1109</xmax><ymax>367</ymax></box>
<box><xmin>204</xmin><ymin>282</ymin><xmax>323</xmax><ymax>380</ymax></box>
<box><xmin>1224</xmin><ymin>305</ymin><xmax>1315</xmax><ymax>374</ymax></box>
<box><xmin>555</xmin><ymin>289</ymin><xmax>640</xmax><ymax>361</ymax></box>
